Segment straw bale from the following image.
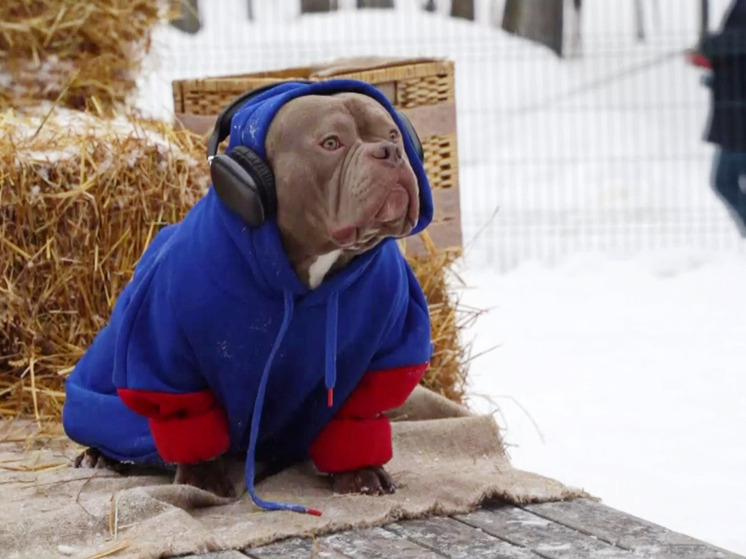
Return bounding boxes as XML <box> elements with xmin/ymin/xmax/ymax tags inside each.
<box><xmin>406</xmin><ymin>244</ymin><xmax>475</xmax><ymax>405</ymax></box>
<box><xmin>0</xmin><ymin>0</ymin><xmax>168</xmax><ymax>112</ymax></box>
<box><xmin>0</xmin><ymin>104</ymin><xmax>208</xmax><ymax>420</ymax></box>
<box><xmin>0</xmin><ymin>106</ymin><xmax>473</xmax><ymax>419</ymax></box>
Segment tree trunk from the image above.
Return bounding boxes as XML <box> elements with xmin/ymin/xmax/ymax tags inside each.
<box><xmin>424</xmin><ymin>0</ymin><xmax>437</xmax><ymax>12</ymax></box>
<box><xmin>502</xmin><ymin>0</ymin><xmax>564</xmax><ymax>57</ymax></box>
<box><xmin>699</xmin><ymin>0</ymin><xmax>710</xmax><ymax>48</ymax></box>
<box><xmin>634</xmin><ymin>0</ymin><xmax>646</xmax><ymax>41</ymax></box>
<box><xmin>247</xmin><ymin>0</ymin><xmax>253</xmax><ymax>20</ymax></box>
<box><xmin>357</xmin><ymin>0</ymin><xmax>395</xmax><ymax>8</ymax></box>
<box><xmin>301</xmin><ymin>0</ymin><xmax>336</xmax><ymax>13</ymax></box>
<box><xmin>169</xmin><ymin>0</ymin><xmax>201</xmax><ymax>34</ymax></box>
<box><xmin>451</xmin><ymin>0</ymin><xmax>474</xmax><ymax>20</ymax></box>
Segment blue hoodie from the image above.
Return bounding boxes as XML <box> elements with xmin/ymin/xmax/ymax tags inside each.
<box><xmin>63</xmin><ymin>80</ymin><xmax>434</xmax><ymax>514</ymax></box>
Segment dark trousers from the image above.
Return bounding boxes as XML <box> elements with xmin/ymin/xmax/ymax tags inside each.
<box><xmin>712</xmin><ymin>149</ymin><xmax>746</xmax><ymax>236</ymax></box>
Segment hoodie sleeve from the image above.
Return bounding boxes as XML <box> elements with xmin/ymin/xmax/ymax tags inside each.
<box><xmin>112</xmin><ymin>269</ymin><xmax>230</xmax><ymax>465</ymax></box>
<box><xmin>310</xmin><ymin>263</ymin><xmax>432</xmax><ymax>473</ymax></box>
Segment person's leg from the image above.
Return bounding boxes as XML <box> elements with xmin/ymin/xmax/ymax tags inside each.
<box><xmin>712</xmin><ymin>149</ymin><xmax>746</xmax><ymax>236</ymax></box>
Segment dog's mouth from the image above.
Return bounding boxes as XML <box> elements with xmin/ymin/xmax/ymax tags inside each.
<box><xmin>372</xmin><ymin>185</ymin><xmax>413</xmax><ymax>226</ymax></box>
<box><xmin>331</xmin><ymin>179</ymin><xmax>419</xmax><ymax>251</ymax></box>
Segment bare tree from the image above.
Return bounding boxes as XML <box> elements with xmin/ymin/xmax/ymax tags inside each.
<box><xmin>502</xmin><ymin>0</ymin><xmax>564</xmax><ymax>57</ymax></box>
<box><xmin>301</xmin><ymin>0</ymin><xmax>338</xmax><ymax>12</ymax></box>
<box><xmin>169</xmin><ymin>0</ymin><xmax>201</xmax><ymax>34</ymax></box>
<box><xmin>451</xmin><ymin>0</ymin><xmax>475</xmax><ymax>20</ymax></box>
<box><xmin>567</xmin><ymin>0</ymin><xmax>583</xmax><ymax>57</ymax></box>
<box><xmin>357</xmin><ymin>0</ymin><xmax>395</xmax><ymax>7</ymax></box>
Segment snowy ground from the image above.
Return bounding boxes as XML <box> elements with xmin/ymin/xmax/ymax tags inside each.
<box><xmin>460</xmin><ymin>251</ymin><xmax>746</xmax><ymax>555</ymax></box>
<box><xmin>135</xmin><ymin>0</ymin><xmax>746</xmax><ymax>554</ymax></box>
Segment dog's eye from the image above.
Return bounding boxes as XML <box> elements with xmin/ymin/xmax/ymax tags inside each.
<box><xmin>389</xmin><ymin>130</ymin><xmax>399</xmax><ymax>141</ymax></box>
<box><xmin>321</xmin><ymin>136</ymin><xmax>341</xmax><ymax>150</ymax></box>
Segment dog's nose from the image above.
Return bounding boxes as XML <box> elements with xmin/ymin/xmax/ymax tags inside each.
<box><xmin>371</xmin><ymin>141</ymin><xmax>402</xmax><ymax>163</ymax></box>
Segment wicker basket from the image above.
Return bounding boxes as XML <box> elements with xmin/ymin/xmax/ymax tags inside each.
<box><xmin>172</xmin><ymin>57</ymin><xmax>461</xmax><ymax>253</ymax></box>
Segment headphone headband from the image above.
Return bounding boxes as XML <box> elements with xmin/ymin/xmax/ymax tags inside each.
<box><xmin>207</xmin><ymin>80</ymin><xmax>423</xmax><ymax>162</ymax></box>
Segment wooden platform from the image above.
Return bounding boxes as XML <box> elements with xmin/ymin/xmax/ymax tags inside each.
<box><xmin>181</xmin><ymin>499</ymin><xmax>743</xmax><ymax>559</ymax></box>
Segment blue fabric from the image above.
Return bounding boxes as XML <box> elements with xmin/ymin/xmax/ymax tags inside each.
<box><xmin>63</xmin><ymin>80</ymin><xmax>434</xmax><ymax>513</ymax></box>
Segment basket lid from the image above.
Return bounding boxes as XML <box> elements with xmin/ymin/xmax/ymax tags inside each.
<box><xmin>309</xmin><ymin>57</ymin><xmax>444</xmax><ymax>78</ymax></box>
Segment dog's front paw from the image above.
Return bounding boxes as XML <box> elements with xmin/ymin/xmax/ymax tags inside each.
<box><xmin>174</xmin><ymin>457</ymin><xmax>236</xmax><ymax>498</ymax></box>
<box><xmin>332</xmin><ymin>466</ymin><xmax>396</xmax><ymax>495</ymax></box>
<box><xmin>73</xmin><ymin>447</ymin><xmax>131</xmax><ymax>474</ymax></box>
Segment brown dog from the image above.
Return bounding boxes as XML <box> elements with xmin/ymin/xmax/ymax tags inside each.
<box><xmin>75</xmin><ymin>92</ymin><xmax>422</xmax><ymax>499</ymax></box>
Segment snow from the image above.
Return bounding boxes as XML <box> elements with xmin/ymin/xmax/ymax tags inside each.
<box><xmin>134</xmin><ymin>0</ymin><xmax>746</xmax><ymax>554</ymax></box>
<box><xmin>3</xmin><ymin>104</ymin><xmax>200</xmax><ymax>168</ymax></box>
<box><xmin>461</xmin><ymin>252</ymin><xmax>746</xmax><ymax>555</ymax></box>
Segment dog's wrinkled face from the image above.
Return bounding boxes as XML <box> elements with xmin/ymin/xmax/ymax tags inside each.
<box><xmin>265</xmin><ymin>92</ymin><xmax>419</xmax><ymax>284</ymax></box>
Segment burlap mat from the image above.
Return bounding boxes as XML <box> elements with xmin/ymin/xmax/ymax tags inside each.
<box><xmin>0</xmin><ymin>387</ymin><xmax>588</xmax><ymax>559</ymax></box>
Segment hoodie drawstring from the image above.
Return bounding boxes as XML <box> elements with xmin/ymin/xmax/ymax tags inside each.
<box><xmin>325</xmin><ymin>292</ymin><xmax>339</xmax><ymax>408</ymax></box>
<box><xmin>245</xmin><ymin>290</ymin><xmax>321</xmax><ymax>516</ymax></box>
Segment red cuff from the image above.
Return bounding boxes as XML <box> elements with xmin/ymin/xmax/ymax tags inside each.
<box><xmin>309</xmin><ymin>363</ymin><xmax>428</xmax><ymax>473</ymax></box>
<box><xmin>309</xmin><ymin>417</ymin><xmax>392</xmax><ymax>473</ymax></box>
<box><xmin>117</xmin><ymin>388</ymin><xmax>230</xmax><ymax>464</ymax></box>
<box><xmin>339</xmin><ymin>363</ymin><xmax>428</xmax><ymax>418</ymax></box>
<box><xmin>149</xmin><ymin>408</ymin><xmax>229</xmax><ymax>464</ymax></box>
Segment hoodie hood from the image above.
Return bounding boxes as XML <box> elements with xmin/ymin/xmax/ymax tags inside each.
<box><xmin>225</xmin><ymin>79</ymin><xmax>434</xmax><ymax>237</ymax></box>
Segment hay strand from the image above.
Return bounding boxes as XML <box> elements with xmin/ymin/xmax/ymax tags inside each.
<box><xmin>406</xmin><ymin>233</ymin><xmax>478</xmax><ymax>405</ymax></box>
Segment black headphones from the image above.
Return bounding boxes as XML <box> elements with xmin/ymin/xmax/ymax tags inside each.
<box><xmin>207</xmin><ymin>81</ymin><xmax>425</xmax><ymax>227</ymax></box>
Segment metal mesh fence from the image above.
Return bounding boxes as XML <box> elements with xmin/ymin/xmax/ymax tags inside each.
<box><xmin>138</xmin><ymin>0</ymin><xmax>746</xmax><ymax>270</ymax></box>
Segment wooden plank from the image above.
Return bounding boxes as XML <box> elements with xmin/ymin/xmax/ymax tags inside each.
<box><xmin>642</xmin><ymin>545</ymin><xmax>745</xmax><ymax>559</ymax></box>
<box><xmin>246</xmin><ymin>537</ymin><xmax>349</xmax><ymax>559</ymax></box>
<box><xmin>321</xmin><ymin>526</ymin><xmax>445</xmax><ymax>559</ymax></box>
<box><xmin>523</xmin><ymin>499</ymin><xmax>744</xmax><ymax>559</ymax></box>
<box><xmin>386</xmin><ymin>516</ymin><xmax>540</xmax><ymax>558</ymax></box>
<box><xmin>523</xmin><ymin>499</ymin><xmax>696</xmax><ymax>547</ymax></box>
<box><xmin>455</xmin><ymin>504</ymin><xmax>633</xmax><ymax>559</ymax></box>
<box><xmin>180</xmin><ymin>551</ymin><xmax>247</xmax><ymax>559</ymax></box>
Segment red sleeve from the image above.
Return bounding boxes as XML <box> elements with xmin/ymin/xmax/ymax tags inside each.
<box><xmin>117</xmin><ymin>388</ymin><xmax>230</xmax><ymax>464</ymax></box>
<box><xmin>687</xmin><ymin>50</ymin><xmax>712</xmax><ymax>69</ymax></box>
<box><xmin>309</xmin><ymin>363</ymin><xmax>427</xmax><ymax>473</ymax></box>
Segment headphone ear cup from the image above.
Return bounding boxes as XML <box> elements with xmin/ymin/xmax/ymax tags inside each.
<box><xmin>396</xmin><ymin>111</ymin><xmax>425</xmax><ymax>163</ymax></box>
<box><xmin>210</xmin><ymin>147</ymin><xmax>276</xmax><ymax>227</ymax></box>
<box><xmin>228</xmin><ymin>146</ymin><xmax>277</xmax><ymax>217</ymax></box>
<box><xmin>211</xmin><ymin>155</ymin><xmax>266</xmax><ymax>227</ymax></box>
